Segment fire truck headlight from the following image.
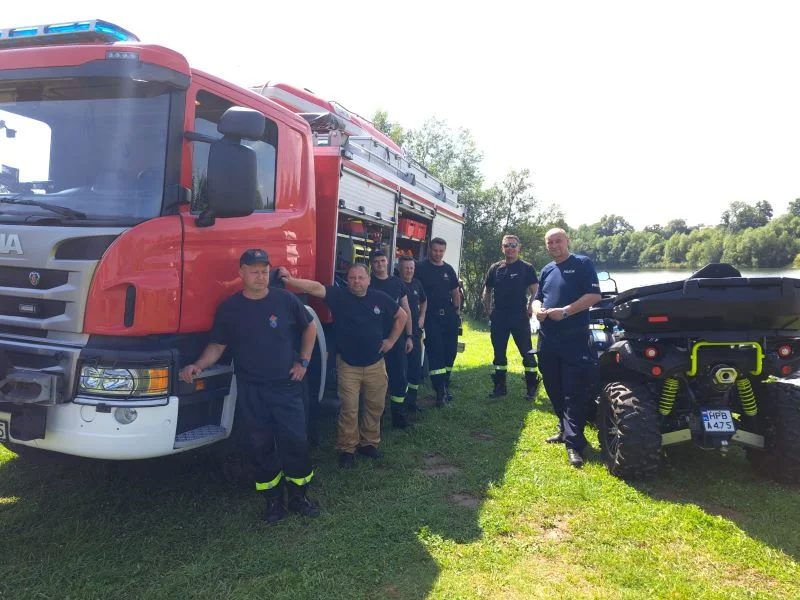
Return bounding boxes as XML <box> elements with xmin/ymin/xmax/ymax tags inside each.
<box><xmin>79</xmin><ymin>366</ymin><xmax>170</xmax><ymax>398</ymax></box>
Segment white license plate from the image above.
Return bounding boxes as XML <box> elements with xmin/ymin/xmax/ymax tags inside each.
<box><xmin>0</xmin><ymin>419</ymin><xmax>7</xmax><ymax>441</ymax></box>
<box><xmin>702</xmin><ymin>409</ymin><xmax>734</xmax><ymax>432</ymax></box>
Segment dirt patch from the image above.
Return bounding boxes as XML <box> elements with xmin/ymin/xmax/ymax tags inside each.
<box><xmin>419</xmin><ymin>394</ymin><xmax>438</xmax><ymax>407</ymax></box>
<box><xmin>470</xmin><ymin>430</ymin><xmax>495</xmax><ymax>441</ymax></box>
<box><xmin>422</xmin><ymin>452</ymin><xmax>445</xmax><ymax>466</ymax></box>
<box><xmin>421</xmin><ymin>465</ymin><xmax>461</xmax><ymax>477</ymax></box>
<box><xmin>449</xmin><ymin>492</ymin><xmax>481</xmax><ymax>507</ymax></box>
<box><xmin>542</xmin><ymin>516</ymin><xmax>571</xmax><ymax>542</ymax></box>
<box><xmin>374</xmin><ymin>585</ymin><xmax>401</xmax><ymax>599</ymax></box>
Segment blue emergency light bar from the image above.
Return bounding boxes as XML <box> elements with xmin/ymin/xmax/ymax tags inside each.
<box><xmin>0</xmin><ymin>19</ymin><xmax>139</xmax><ymax>49</ymax></box>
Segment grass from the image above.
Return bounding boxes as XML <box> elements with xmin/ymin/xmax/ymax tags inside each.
<box><xmin>1</xmin><ymin>322</ymin><xmax>799</xmax><ymax>599</ymax></box>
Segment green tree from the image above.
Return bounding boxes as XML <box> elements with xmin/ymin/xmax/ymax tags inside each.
<box><xmin>595</xmin><ymin>214</ymin><xmax>633</xmax><ymax>236</ymax></box>
<box><xmin>721</xmin><ymin>201</ymin><xmax>770</xmax><ymax>231</ymax></box>
<box><xmin>371</xmin><ymin>109</ymin><xmax>405</xmax><ymax>147</ymax></box>
<box><xmin>663</xmin><ymin>218</ymin><xmax>690</xmax><ymax>237</ymax></box>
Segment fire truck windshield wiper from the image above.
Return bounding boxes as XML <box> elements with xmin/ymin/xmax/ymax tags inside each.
<box><xmin>0</xmin><ymin>195</ymin><xmax>87</xmax><ymax>220</ymax></box>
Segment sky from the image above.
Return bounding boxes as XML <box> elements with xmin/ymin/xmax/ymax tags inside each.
<box><xmin>4</xmin><ymin>1</ymin><xmax>800</xmax><ymax>229</ymax></box>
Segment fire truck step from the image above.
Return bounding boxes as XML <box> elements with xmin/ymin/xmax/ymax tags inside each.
<box><xmin>174</xmin><ymin>424</ymin><xmax>227</xmax><ymax>448</ymax></box>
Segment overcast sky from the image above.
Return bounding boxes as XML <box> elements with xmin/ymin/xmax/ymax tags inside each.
<box><xmin>6</xmin><ymin>1</ymin><xmax>800</xmax><ymax>229</ymax></box>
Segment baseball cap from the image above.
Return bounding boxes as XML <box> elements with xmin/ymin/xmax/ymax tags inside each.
<box><xmin>240</xmin><ymin>248</ymin><xmax>270</xmax><ymax>266</ymax></box>
<box><xmin>369</xmin><ymin>249</ymin><xmax>387</xmax><ymax>261</ymax></box>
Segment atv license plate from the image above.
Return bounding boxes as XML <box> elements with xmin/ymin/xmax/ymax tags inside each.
<box><xmin>702</xmin><ymin>410</ymin><xmax>734</xmax><ymax>433</ymax></box>
<box><xmin>0</xmin><ymin>419</ymin><xmax>7</xmax><ymax>441</ymax></box>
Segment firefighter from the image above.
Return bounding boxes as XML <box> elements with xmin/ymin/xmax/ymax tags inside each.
<box><xmin>368</xmin><ymin>250</ymin><xmax>414</xmax><ymax>429</ymax></box>
<box><xmin>482</xmin><ymin>234</ymin><xmax>541</xmax><ymax>399</ymax></box>
<box><xmin>398</xmin><ymin>255</ymin><xmax>427</xmax><ymax>414</ymax></box>
<box><xmin>278</xmin><ymin>264</ymin><xmax>407</xmax><ymax>468</ymax></box>
<box><xmin>533</xmin><ymin>229</ymin><xmax>601</xmax><ymax>468</ymax></box>
<box><xmin>179</xmin><ymin>249</ymin><xmax>319</xmax><ymax>524</ymax></box>
<box><xmin>416</xmin><ymin>237</ymin><xmax>461</xmax><ymax>407</ymax></box>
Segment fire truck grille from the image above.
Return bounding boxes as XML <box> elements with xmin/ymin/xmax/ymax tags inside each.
<box><xmin>0</xmin><ymin>297</ymin><xmax>66</xmax><ymax>319</ymax></box>
<box><xmin>0</xmin><ymin>266</ymin><xmax>69</xmax><ymax>290</ymax></box>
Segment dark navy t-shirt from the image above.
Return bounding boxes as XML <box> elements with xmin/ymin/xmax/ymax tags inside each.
<box><xmin>416</xmin><ymin>259</ymin><xmax>458</xmax><ymax>312</ymax></box>
<box><xmin>402</xmin><ymin>278</ymin><xmax>427</xmax><ymax>335</ymax></box>
<box><xmin>324</xmin><ymin>285</ymin><xmax>400</xmax><ymax>366</ymax></box>
<box><xmin>371</xmin><ymin>275</ymin><xmax>408</xmax><ymax>336</ymax></box>
<box><xmin>484</xmin><ymin>259</ymin><xmax>538</xmax><ymax>314</ymax></box>
<box><xmin>535</xmin><ymin>254</ymin><xmax>600</xmax><ymax>336</ymax></box>
<box><xmin>210</xmin><ymin>289</ymin><xmax>311</xmax><ymax>383</ymax></box>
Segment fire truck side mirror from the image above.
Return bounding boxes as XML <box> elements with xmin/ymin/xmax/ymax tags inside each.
<box><xmin>200</xmin><ymin>108</ymin><xmax>265</xmax><ymax>226</ymax></box>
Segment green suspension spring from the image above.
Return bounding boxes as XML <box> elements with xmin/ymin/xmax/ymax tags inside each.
<box><xmin>659</xmin><ymin>377</ymin><xmax>679</xmax><ymax>415</ymax></box>
<box><xmin>736</xmin><ymin>379</ymin><xmax>758</xmax><ymax>416</ymax></box>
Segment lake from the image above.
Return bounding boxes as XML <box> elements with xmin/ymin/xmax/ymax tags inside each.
<box><xmin>600</xmin><ymin>267</ymin><xmax>800</xmax><ymax>293</ymax></box>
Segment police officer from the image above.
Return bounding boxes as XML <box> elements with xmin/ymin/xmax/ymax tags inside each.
<box><xmin>398</xmin><ymin>255</ymin><xmax>427</xmax><ymax>414</ymax></box>
<box><xmin>416</xmin><ymin>237</ymin><xmax>461</xmax><ymax>407</ymax></box>
<box><xmin>369</xmin><ymin>249</ymin><xmax>414</xmax><ymax>429</ymax></box>
<box><xmin>533</xmin><ymin>229</ymin><xmax>601</xmax><ymax>468</ymax></box>
<box><xmin>482</xmin><ymin>234</ymin><xmax>541</xmax><ymax>399</ymax></box>
<box><xmin>179</xmin><ymin>249</ymin><xmax>319</xmax><ymax>524</ymax></box>
<box><xmin>279</xmin><ymin>264</ymin><xmax>407</xmax><ymax>468</ymax></box>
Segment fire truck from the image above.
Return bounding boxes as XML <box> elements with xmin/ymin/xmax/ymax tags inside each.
<box><xmin>0</xmin><ymin>20</ymin><xmax>464</xmax><ymax>459</ymax></box>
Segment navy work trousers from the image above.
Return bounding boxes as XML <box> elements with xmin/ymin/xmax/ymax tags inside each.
<box><xmin>490</xmin><ymin>310</ymin><xmax>537</xmax><ymax>368</ymax></box>
<box><xmin>424</xmin><ymin>308</ymin><xmax>459</xmax><ymax>391</ymax></box>
<box><xmin>384</xmin><ymin>336</ymin><xmax>408</xmax><ymax>403</ymax></box>
<box><xmin>237</xmin><ymin>379</ymin><xmax>313</xmax><ymax>489</ymax></box>
<box><xmin>537</xmin><ymin>331</ymin><xmax>594</xmax><ymax>452</ymax></box>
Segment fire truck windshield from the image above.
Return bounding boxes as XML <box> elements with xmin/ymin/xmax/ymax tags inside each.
<box><xmin>0</xmin><ymin>76</ymin><xmax>171</xmax><ymax>224</ymax></box>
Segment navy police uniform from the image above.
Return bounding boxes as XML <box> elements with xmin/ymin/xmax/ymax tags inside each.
<box><xmin>416</xmin><ymin>258</ymin><xmax>459</xmax><ymax>405</ymax></box>
<box><xmin>211</xmin><ymin>288</ymin><xmax>314</xmax><ymax>494</ymax></box>
<box><xmin>534</xmin><ymin>254</ymin><xmax>600</xmax><ymax>452</ymax></box>
<box><xmin>484</xmin><ymin>258</ymin><xmax>540</xmax><ymax>397</ymax></box>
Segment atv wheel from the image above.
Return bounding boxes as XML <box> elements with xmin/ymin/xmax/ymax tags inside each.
<box><xmin>598</xmin><ymin>381</ymin><xmax>662</xmax><ymax>479</ymax></box>
<box><xmin>747</xmin><ymin>381</ymin><xmax>800</xmax><ymax>483</ymax></box>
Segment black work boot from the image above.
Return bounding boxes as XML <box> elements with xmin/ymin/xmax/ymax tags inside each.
<box><xmin>525</xmin><ymin>371</ymin><xmax>541</xmax><ymax>400</ymax></box>
<box><xmin>488</xmin><ymin>370</ymin><xmax>507</xmax><ymax>398</ymax></box>
<box><xmin>435</xmin><ymin>386</ymin><xmax>447</xmax><ymax>407</ymax></box>
<box><xmin>444</xmin><ymin>373</ymin><xmax>454</xmax><ymax>402</ymax></box>
<box><xmin>263</xmin><ymin>484</ymin><xmax>286</xmax><ymax>525</ymax></box>
<box><xmin>405</xmin><ymin>387</ymin><xmax>423</xmax><ymax>415</ymax></box>
<box><xmin>391</xmin><ymin>402</ymin><xmax>410</xmax><ymax>429</ymax></box>
<box><xmin>286</xmin><ymin>482</ymin><xmax>320</xmax><ymax>518</ymax></box>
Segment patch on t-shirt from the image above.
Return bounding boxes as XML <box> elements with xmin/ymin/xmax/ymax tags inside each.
<box><xmin>269</xmin><ymin>315</ymin><xmax>278</xmax><ymax>328</ymax></box>
<box><xmin>373</xmin><ymin>305</ymin><xmax>381</xmax><ymax>315</ymax></box>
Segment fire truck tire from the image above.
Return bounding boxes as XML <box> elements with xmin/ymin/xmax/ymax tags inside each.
<box><xmin>747</xmin><ymin>380</ymin><xmax>800</xmax><ymax>484</ymax></box>
<box><xmin>598</xmin><ymin>380</ymin><xmax>662</xmax><ymax>479</ymax></box>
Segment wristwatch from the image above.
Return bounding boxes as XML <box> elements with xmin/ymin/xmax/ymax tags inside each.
<box><xmin>300</xmin><ymin>358</ymin><xmax>310</xmax><ymax>368</ymax></box>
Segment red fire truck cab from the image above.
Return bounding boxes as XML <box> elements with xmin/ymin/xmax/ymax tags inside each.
<box><xmin>0</xmin><ymin>20</ymin><xmax>464</xmax><ymax>460</ymax></box>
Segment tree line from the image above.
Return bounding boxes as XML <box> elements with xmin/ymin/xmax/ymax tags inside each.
<box><xmin>372</xmin><ymin>111</ymin><xmax>800</xmax><ymax>318</ymax></box>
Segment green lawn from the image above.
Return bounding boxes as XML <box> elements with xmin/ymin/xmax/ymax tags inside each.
<box><xmin>0</xmin><ymin>322</ymin><xmax>798</xmax><ymax>599</ymax></box>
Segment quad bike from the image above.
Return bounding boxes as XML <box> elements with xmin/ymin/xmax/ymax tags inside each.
<box><xmin>585</xmin><ymin>271</ymin><xmax>620</xmax><ymax>422</ymax></box>
<box><xmin>591</xmin><ymin>263</ymin><xmax>800</xmax><ymax>482</ymax></box>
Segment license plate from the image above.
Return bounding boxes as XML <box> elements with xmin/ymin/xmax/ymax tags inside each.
<box><xmin>702</xmin><ymin>409</ymin><xmax>734</xmax><ymax>433</ymax></box>
<box><xmin>0</xmin><ymin>419</ymin><xmax>7</xmax><ymax>441</ymax></box>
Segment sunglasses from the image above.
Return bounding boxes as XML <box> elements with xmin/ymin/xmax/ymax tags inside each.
<box><xmin>502</xmin><ymin>243</ymin><xmax>519</xmax><ymax>249</ymax></box>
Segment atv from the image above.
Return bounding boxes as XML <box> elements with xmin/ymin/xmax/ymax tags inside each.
<box><xmin>592</xmin><ymin>263</ymin><xmax>800</xmax><ymax>482</ymax></box>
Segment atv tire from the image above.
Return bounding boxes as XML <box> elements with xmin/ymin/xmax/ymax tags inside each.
<box><xmin>598</xmin><ymin>380</ymin><xmax>662</xmax><ymax>479</ymax></box>
<box><xmin>747</xmin><ymin>380</ymin><xmax>800</xmax><ymax>484</ymax></box>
